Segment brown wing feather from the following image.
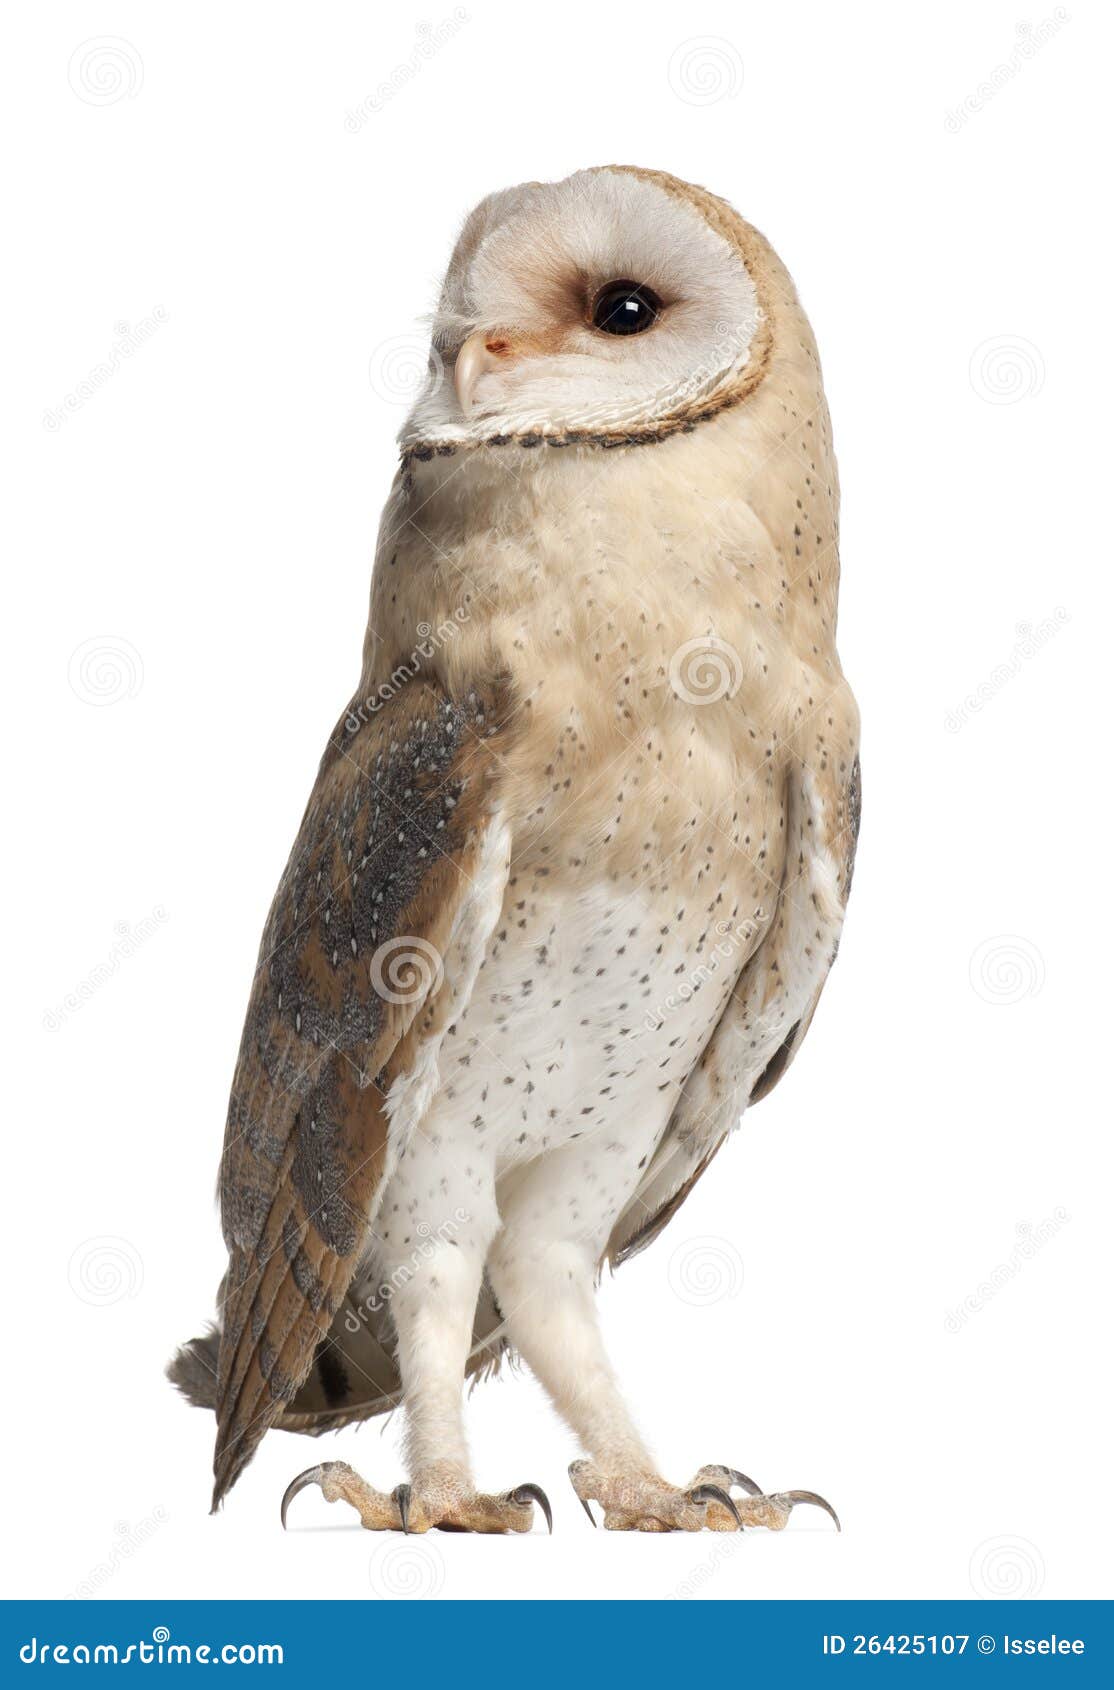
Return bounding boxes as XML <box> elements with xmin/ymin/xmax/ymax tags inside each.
<box><xmin>209</xmin><ymin>678</ymin><xmax>512</xmax><ymax>1507</ymax></box>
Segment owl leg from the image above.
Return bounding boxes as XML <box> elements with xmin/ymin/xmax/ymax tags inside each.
<box><xmin>281</xmin><ymin>1144</ymin><xmax>549</xmax><ymax>1534</ymax></box>
<box><xmin>486</xmin><ymin>1227</ymin><xmax>656</xmax><ymax>1475</ymax></box>
<box><xmin>488</xmin><ymin>1160</ymin><xmax>838</xmax><ymax>1534</ymax></box>
<box><xmin>487</xmin><ymin>1226</ymin><xmax>730</xmax><ymax>1531</ymax></box>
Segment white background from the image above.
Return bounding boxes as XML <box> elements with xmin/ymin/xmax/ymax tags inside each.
<box><xmin>3</xmin><ymin>0</ymin><xmax>1110</xmax><ymax>1604</ymax></box>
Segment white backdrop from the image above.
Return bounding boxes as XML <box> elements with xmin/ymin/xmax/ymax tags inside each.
<box><xmin>4</xmin><ymin>0</ymin><xmax>1109</xmax><ymax>1603</ymax></box>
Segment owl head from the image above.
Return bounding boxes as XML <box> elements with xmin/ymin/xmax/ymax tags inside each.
<box><xmin>401</xmin><ymin>167</ymin><xmax>794</xmax><ymax>455</ymax></box>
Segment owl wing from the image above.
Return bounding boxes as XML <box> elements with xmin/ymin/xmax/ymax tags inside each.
<box><xmin>606</xmin><ymin>695</ymin><xmax>860</xmax><ymax>1267</ymax></box>
<box><xmin>207</xmin><ymin>677</ymin><xmax>514</xmax><ymax>1506</ymax></box>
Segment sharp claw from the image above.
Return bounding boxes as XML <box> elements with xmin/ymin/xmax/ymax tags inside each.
<box><xmin>780</xmin><ymin>1489</ymin><xmax>842</xmax><ymax>1532</ymax></box>
<box><xmin>393</xmin><ymin>1482</ymin><xmax>412</xmax><ymax>1535</ymax></box>
<box><xmin>511</xmin><ymin>1482</ymin><xmax>553</xmax><ymax>1534</ymax></box>
<box><xmin>567</xmin><ymin>1460</ymin><xmax>596</xmax><ymax>1527</ymax></box>
<box><xmin>280</xmin><ymin>1464</ymin><xmax>325</xmax><ymax>1530</ymax></box>
<box><xmin>709</xmin><ymin>1464</ymin><xmax>763</xmax><ymax>1497</ymax></box>
<box><xmin>688</xmin><ymin>1483</ymin><xmax>743</xmax><ymax>1529</ymax></box>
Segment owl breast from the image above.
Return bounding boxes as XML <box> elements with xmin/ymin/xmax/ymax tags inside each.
<box><xmin>376</xmin><ymin>429</ymin><xmax>805</xmax><ymax>1227</ymax></box>
<box><xmin>410</xmin><ymin>673</ymin><xmax>782</xmax><ymax>1251</ymax></box>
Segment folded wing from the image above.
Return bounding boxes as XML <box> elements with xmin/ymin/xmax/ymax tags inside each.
<box><xmin>207</xmin><ymin>679</ymin><xmax>513</xmax><ymax>1506</ymax></box>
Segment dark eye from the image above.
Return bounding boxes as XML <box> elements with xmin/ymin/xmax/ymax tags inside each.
<box><xmin>591</xmin><ymin>280</ymin><xmax>662</xmax><ymax>336</ymax></box>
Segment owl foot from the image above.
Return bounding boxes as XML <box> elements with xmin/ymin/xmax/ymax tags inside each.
<box><xmin>281</xmin><ymin>1459</ymin><xmax>552</xmax><ymax>1534</ymax></box>
<box><xmin>568</xmin><ymin>1460</ymin><xmax>840</xmax><ymax>1533</ymax></box>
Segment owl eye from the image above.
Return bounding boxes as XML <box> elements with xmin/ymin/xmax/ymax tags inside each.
<box><xmin>591</xmin><ymin>280</ymin><xmax>662</xmax><ymax>336</ymax></box>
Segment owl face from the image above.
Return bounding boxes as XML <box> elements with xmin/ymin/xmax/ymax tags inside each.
<box><xmin>402</xmin><ymin>168</ymin><xmax>765</xmax><ymax>450</ymax></box>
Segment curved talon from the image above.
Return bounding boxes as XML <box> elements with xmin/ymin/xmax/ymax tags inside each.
<box><xmin>280</xmin><ymin>1463</ymin><xmax>326</xmax><ymax>1530</ymax></box>
<box><xmin>707</xmin><ymin>1464</ymin><xmax>763</xmax><ymax>1497</ymax></box>
<box><xmin>779</xmin><ymin>1489</ymin><xmax>841</xmax><ymax>1532</ymax></box>
<box><xmin>688</xmin><ymin>1483</ymin><xmax>743</xmax><ymax>1529</ymax></box>
<box><xmin>568</xmin><ymin>1461</ymin><xmax>597</xmax><ymax>1527</ymax></box>
<box><xmin>510</xmin><ymin>1482</ymin><xmax>553</xmax><ymax>1534</ymax></box>
<box><xmin>392</xmin><ymin>1483</ymin><xmax>412</xmax><ymax>1534</ymax></box>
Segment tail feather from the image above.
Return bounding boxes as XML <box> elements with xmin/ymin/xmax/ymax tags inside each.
<box><xmin>166</xmin><ymin>1327</ymin><xmax>220</xmax><ymax>1411</ymax></box>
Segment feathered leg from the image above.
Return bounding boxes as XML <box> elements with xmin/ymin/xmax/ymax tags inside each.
<box><xmin>489</xmin><ymin>1161</ymin><xmax>837</xmax><ymax>1534</ymax></box>
<box><xmin>281</xmin><ymin>1144</ymin><xmax>550</xmax><ymax>1534</ymax></box>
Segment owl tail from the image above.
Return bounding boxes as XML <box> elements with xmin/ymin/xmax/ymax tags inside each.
<box><xmin>166</xmin><ymin>1326</ymin><xmax>220</xmax><ymax>1411</ymax></box>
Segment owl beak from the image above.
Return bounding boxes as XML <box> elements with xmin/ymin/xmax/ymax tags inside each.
<box><xmin>453</xmin><ymin>329</ymin><xmax>514</xmax><ymax>418</ymax></box>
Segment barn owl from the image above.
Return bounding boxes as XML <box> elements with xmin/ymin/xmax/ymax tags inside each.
<box><xmin>170</xmin><ymin>166</ymin><xmax>861</xmax><ymax>1536</ymax></box>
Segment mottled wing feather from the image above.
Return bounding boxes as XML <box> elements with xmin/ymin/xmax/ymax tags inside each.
<box><xmin>211</xmin><ymin>678</ymin><xmax>512</xmax><ymax>1506</ymax></box>
<box><xmin>607</xmin><ymin>717</ymin><xmax>860</xmax><ymax>1269</ymax></box>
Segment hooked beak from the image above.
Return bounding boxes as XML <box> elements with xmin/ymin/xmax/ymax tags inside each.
<box><xmin>452</xmin><ymin>329</ymin><xmax>516</xmax><ymax>417</ymax></box>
